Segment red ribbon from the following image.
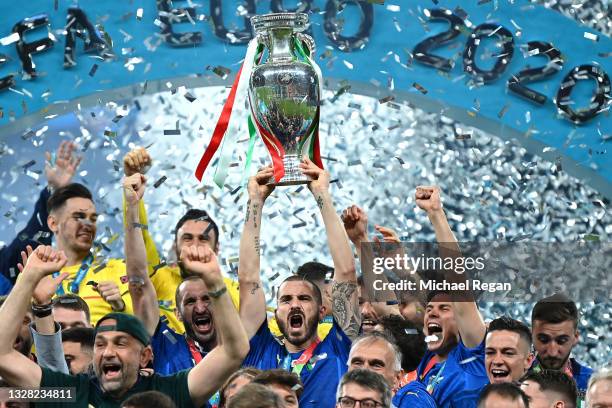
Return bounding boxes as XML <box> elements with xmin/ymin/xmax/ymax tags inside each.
<box><xmin>186</xmin><ymin>338</ymin><xmax>203</xmax><ymax>365</ymax></box>
<box><xmin>194</xmin><ymin>65</ymin><xmax>244</xmax><ymax>182</ymax></box>
<box><xmin>252</xmin><ymin>112</ymin><xmax>286</xmax><ymax>182</ymax></box>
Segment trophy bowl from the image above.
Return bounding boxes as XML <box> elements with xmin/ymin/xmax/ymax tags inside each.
<box><xmin>249</xmin><ymin>13</ymin><xmax>321</xmax><ymax>186</ymax></box>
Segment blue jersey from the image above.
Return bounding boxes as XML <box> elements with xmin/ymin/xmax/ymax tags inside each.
<box><xmin>393</xmin><ymin>380</ymin><xmax>438</xmax><ymax>408</ymax></box>
<box><xmin>417</xmin><ymin>340</ymin><xmax>488</xmax><ymax>408</ymax></box>
<box><xmin>0</xmin><ymin>188</ymin><xmax>52</xmax><ymax>294</ymax></box>
<box><xmin>243</xmin><ymin>319</ymin><xmax>351</xmax><ymax>408</ymax></box>
<box><xmin>570</xmin><ymin>358</ymin><xmax>593</xmax><ymax>394</ymax></box>
<box><xmin>151</xmin><ymin>319</ymin><xmax>208</xmax><ymax>375</ymax></box>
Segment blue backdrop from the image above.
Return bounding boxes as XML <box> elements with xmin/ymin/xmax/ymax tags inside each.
<box><xmin>0</xmin><ymin>0</ymin><xmax>610</xmax><ymax>196</ymax></box>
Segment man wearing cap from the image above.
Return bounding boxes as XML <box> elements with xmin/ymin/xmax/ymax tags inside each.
<box><xmin>0</xmin><ymin>245</ymin><xmax>250</xmax><ymax>407</ymax></box>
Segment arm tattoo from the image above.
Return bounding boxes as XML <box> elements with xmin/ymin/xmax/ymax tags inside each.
<box><xmin>254</xmin><ymin>235</ymin><xmax>260</xmax><ymax>256</ymax></box>
<box><xmin>252</xmin><ymin>203</ymin><xmax>259</xmax><ymax>228</ymax></box>
<box><xmin>331</xmin><ymin>280</ymin><xmax>360</xmax><ymax>340</ymax></box>
<box><xmin>245</xmin><ymin>199</ymin><xmax>251</xmax><ymax>222</ymax></box>
<box><xmin>316</xmin><ymin>196</ymin><xmax>324</xmax><ymax>210</ymax></box>
<box><xmin>250</xmin><ymin>282</ymin><xmax>260</xmax><ymax>295</ymax></box>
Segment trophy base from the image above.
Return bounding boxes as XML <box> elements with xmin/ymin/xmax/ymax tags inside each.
<box><xmin>267</xmin><ymin>155</ymin><xmax>313</xmax><ymax>186</ymax></box>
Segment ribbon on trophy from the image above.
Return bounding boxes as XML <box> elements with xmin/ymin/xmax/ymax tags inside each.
<box><xmin>194</xmin><ymin>28</ymin><xmax>324</xmax><ymax>186</ymax></box>
<box><xmin>194</xmin><ymin>38</ymin><xmax>260</xmax><ymax>185</ymax></box>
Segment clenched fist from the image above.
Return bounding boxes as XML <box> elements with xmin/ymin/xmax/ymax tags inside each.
<box><xmin>179</xmin><ymin>246</ymin><xmax>224</xmax><ymax>290</ymax></box>
<box><xmin>123</xmin><ymin>147</ymin><xmax>152</xmax><ymax>176</ymax></box>
<box><xmin>415</xmin><ymin>186</ymin><xmax>443</xmax><ymax>215</ymax></box>
<box><xmin>123</xmin><ymin>173</ymin><xmax>146</xmax><ymax>205</ymax></box>
<box><xmin>23</xmin><ymin>246</ymin><xmax>68</xmax><ymax>280</ymax></box>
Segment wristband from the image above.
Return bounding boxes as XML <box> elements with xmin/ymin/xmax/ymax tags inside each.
<box><xmin>128</xmin><ymin>276</ymin><xmax>145</xmax><ymax>286</ymax></box>
<box><xmin>31</xmin><ymin>303</ymin><xmax>53</xmax><ymax>318</ymax></box>
<box><xmin>207</xmin><ymin>285</ymin><xmax>227</xmax><ymax>299</ymax></box>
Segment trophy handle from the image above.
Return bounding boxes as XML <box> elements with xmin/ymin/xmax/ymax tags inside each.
<box><xmin>296</xmin><ymin>33</ymin><xmax>315</xmax><ymax>57</ymax></box>
<box><xmin>255</xmin><ymin>33</ymin><xmax>269</xmax><ymax>54</ymax></box>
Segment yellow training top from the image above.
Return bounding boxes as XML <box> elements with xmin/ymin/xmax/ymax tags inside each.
<box><xmin>58</xmin><ymin>258</ymin><xmax>133</xmax><ymax>325</ymax></box>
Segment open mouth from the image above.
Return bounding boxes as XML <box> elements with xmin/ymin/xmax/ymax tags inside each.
<box><xmin>102</xmin><ymin>363</ymin><xmax>122</xmax><ymax>380</ymax></box>
<box><xmin>193</xmin><ymin>315</ymin><xmax>212</xmax><ymax>333</ymax></box>
<box><xmin>289</xmin><ymin>313</ymin><xmax>304</xmax><ymax>330</ymax></box>
<box><xmin>427</xmin><ymin>322</ymin><xmax>443</xmax><ymax>335</ymax></box>
<box><xmin>490</xmin><ymin>368</ymin><xmax>510</xmax><ymax>382</ymax></box>
<box><xmin>425</xmin><ymin>322</ymin><xmax>443</xmax><ymax>344</ymax></box>
<box><xmin>361</xmin><ymin>319</ymin><xmax>377</xmax><ymax>330</ymax></box>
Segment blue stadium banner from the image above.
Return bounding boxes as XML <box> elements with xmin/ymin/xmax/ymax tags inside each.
<box><xmin>0</xmin><ymin>1</ymin><xmax>609</xmax><ymax>194</ymax></box>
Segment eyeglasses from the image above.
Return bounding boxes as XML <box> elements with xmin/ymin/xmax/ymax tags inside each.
<box><xmin>337</xmin><ymin>396</ymin><xmax>384</xmax><ymax>408</ymax></box>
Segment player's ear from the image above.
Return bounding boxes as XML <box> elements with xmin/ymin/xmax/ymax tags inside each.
<box><xmin>47</xmin><ymin>214</ymin><xmax>59</xmax><ymax>233</ymax></box>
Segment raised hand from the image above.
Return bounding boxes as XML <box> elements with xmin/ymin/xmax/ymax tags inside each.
<box><xmin>299</xmin><ymin>156</ymin><xmax>330</xmax><ymax>196</ymax></box>
<box><xmin>22</xmin><ymin>246</ymin><xmax>68</xmax><ymax>280</ymax></box>
<box><xmin>32</xmin><ymin>273</ymin><xmax>70</xmax><ymax>306</ymax></box>
<box><xmin>19</xmin><ymin>245</ymin><xmax>68</xmax><ymax>305</ymax></box>
<box><xmin>415</xmin><ymin>185</ymin><xmax>443</xmax><ymax>214</ymax></box>
<box><xmin>247</xmin><ymin>165</ymin><xmax>275</xmax><ymax>203</ymax></box>
<box><xmin>123</xmin><ymin>173</ymin><xmax>146</xmax><ymax>205</ymax></box>
<box><xmin>45</xmin><ymin>141</ymin><xmax>82</xmax><ymax>190</ymax></box>
<box><xmin>179</xmin><ymin>245</ymin><xmax>223</xmax><ymax>288</ymax></box>
<box><xmin>96</xmin><ymin>281</ymin><xmax>126</xmax><ymax>312</ymax></box>
<box><xmin>373</xmin><ymin>225</ymin><xmax>405</xmax><ymax>260</ymax></box>
<box><xmin>373</xmin><ymin>225</ymin><xmax>400</xmax><ymax>244</ymax></box>
<box><xmin>341</xmin><ymin>205</ymin><xmax>369</xmax><ymax>243</ymax></box>
<box><xmin>123</xmin><ymin>147</ymin><xmax>152</xmax><ymax>176</ymax></box>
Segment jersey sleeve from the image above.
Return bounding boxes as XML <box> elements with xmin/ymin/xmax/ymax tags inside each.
<box><xmin>325</xmin><ymin>320</ymin><xmax>352</xmax><ymax>363</ymax></box>
<box><xmin>393</xmin><ymin>381</ymin><xmax>438</xmax><ymax>408</ymax></box>
<box><xmin>455</xmin><ymin>339</ymin><xmax>486</xmax><ymax>377</ymax></box>
<box><xmin>242</xmin><ymin>320</ymin><xmax>277</xmax><ymax>368</ymax></box>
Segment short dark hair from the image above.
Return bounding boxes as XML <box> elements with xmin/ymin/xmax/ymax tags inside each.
<box><xmin>426</xmin><ymin>289</ymin><xmax>451</xmax><ymax>305</ymax></box>
<box><xmin>278</xmin><ymin>275</ymin><xmax>323</xmax><ymax>307</ymax></box>
<box><xmin>253</xmin><ymin>369</ymin><xmax>303</xmax><ymax>399</ymax></box>
<box><xmin>219</xmin><ymin>367</ymin><xmax>262</xmax><ymax>408</ymax></box>
<box><xmin>52</xmin><ymin>294</ymin><xmax>91</xmax><ymax>323</ymax></box>
<box><xmin>337</xmin><ymin>369</ymin><xmax>392</xmax><ymax>408</ymax></box>
<box><xmin>121</xmin><ymin>391</ymin><xmax>176</xmax><ymax>408</ymax></box>
<box><xmin>228</xmin><ymin>383</ymin><xmax>284</xmax><ymax>408</ymax></box>
<box><xmin>521</xmin><ymin>370</ymin><xmax>578</xmax><ymax>408</ymax></box>
<box><xmin>47</xmin><ymin>183</ymin><xmax>93</xmax><ymax>214</ymax></box>
<box><xmin>478</xmin><ymin>383</ymin><xmax>529</xmax><ymax>408</ymax></box>
<box><xmin>296</xmin><ymin>262</ymin><xmax>334</xmax><ymax>285</ymax></box>
<box><xmin>62</xmin><ymin>327</ymin><xmax>95</xmax><ymax>351</ymax></box>
<box><xmin>174</xmin><ymin>209</ymin><xmax>220</xmax><ymax>248</ymax></box>
<box><xmin>532</xmin><ymin>293</ymin><xmax>578</xmax><ymax>328</ymax></box>
<box><xmin>378</xmin><ymin>315</ymin><xmax>425</xmax><ymax>372</ymax></box>
<box><xmin>488</xmin><ymin>316</ymin><xmax>532</xmax><ymax>348</ymax></box>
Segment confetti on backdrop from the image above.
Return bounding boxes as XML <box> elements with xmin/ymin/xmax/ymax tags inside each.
<box><xmin>0</xmin><ymin>0</ymin><xmax>610</xmax><ymax>368</ymax></box>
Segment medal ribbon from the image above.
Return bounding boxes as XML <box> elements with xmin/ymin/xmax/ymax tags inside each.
<box><xmin>186</xmin><ymin>338</ymin><xmax>204</xmax><ymax>365</ymax></box>
<box><xmin>55</xmin><ymin>253</ymin><xmax>94</xmax><ymax>295</ymax></box>
<box><xmin>281</xmin><ymin>337</ymin><xmax>321</xmax><ymax>377</ymax></box>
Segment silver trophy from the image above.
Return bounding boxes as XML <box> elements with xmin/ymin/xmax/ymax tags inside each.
<box><xmin>249</xmin><ymin>13</ymin><xmax>320</xmax><ymax>186</ymax></box>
